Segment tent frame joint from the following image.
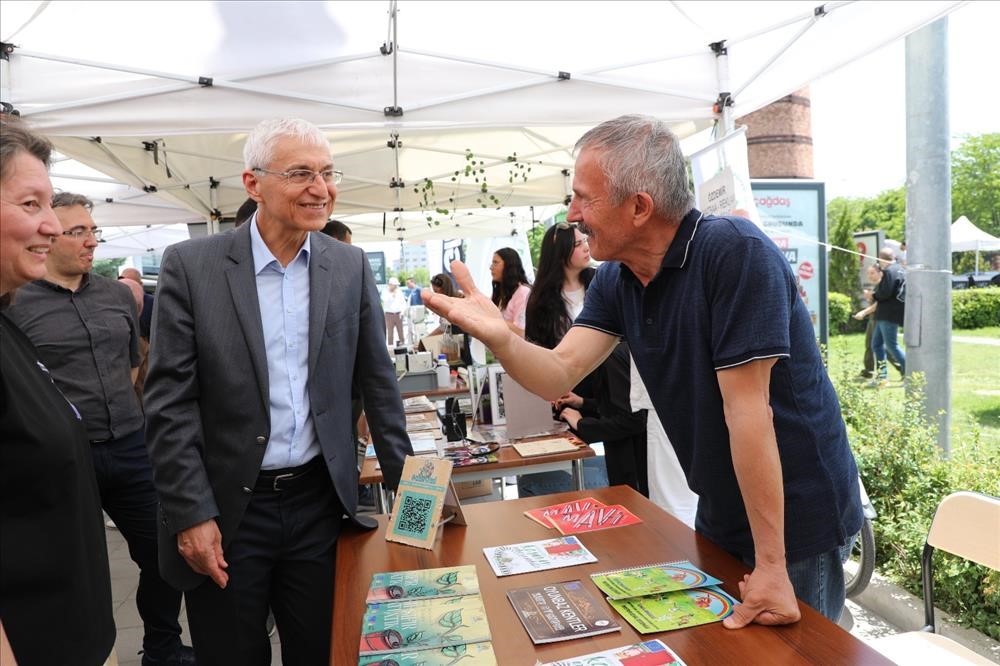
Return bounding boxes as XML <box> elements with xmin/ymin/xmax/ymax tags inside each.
<box><xmin>389</xmin><ymin>177</ymin><xmax>405</xmax><ymax>189</ymax></box>
<box><xmin>709</xmin><ymin>40</ymin><xmax>728</xmax><ymax>56</ymax></box>
<box><xmin>558</xmin><ymin>71</ymin><xmax>571</xmax><ymax>80</ymax></box>
<box><xmin>384</xmin><ymin>105</ymin><xmax>403</xmax><ymax>117</ymax></box>
<box><xmin>0</xmin><ymin>42</ymin><xmax>14</xmax><ymax>61</ymax></box>
<box><xmin>198</xmin><ymin>76</ymin><xmax>214</xmax><ymax>87</ymax></box>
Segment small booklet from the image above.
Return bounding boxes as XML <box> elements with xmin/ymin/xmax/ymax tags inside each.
<box><xmin>367</xmin><ymin>565</ymin><xmax>479</xmax><ymax>603</ymax></box>
<box><xmin>608</xmin><ymin>586</ymin><xmax>738</xmax><ymax>634</ymax></box>
<box><xmin>507</xmin><ymin>579</ymin><xmax>620</xmax><ymax>644</ymax></box>
<box><xmin>483</xmin><ymin>536</ymin><xmax>597</xmax><ymax>577</ymax></box>
<box><xmin>359</xmin><ymin>641</ymin><xmax>498</xmax><ymax>665</ymax></box>
<box><xmin>523</xmin><ymin>498</ymin><xmax>606</xmax><ymax>528</ymax></box>
<box><xmin>546</xmin><ymin>504</ymin><xmax>642</xmax><ymax>535</ymax></box>
<box><xmin>386</xmin><ymin>456</ymin><xmax>465</xmax><ymax>550</ymax></box>
<box><xmin>403</xmin><ymin>395</ymin><xmax>436</xmax><ymax>413</ymax></box>
<box><xmin>512</xmin><ymin>437</ymin><xmax>578</xmax><ymax>457</ymax></box>
<box><xmin>590</xmin><ymin>560</ymin><xmax>723</xmax><ymax>600</ymax></box>
<box><xmin>537</xmin><ymin>639</ymin><xmax>687</xmax><ymax>666</ymax></box>
<box><xmin>360</xmin><ymin>595</ymin><xmax>491</xmax><ymax>656</ymax></box>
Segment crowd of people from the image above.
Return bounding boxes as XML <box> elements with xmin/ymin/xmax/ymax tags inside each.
<box><xmin>1</xmin><ymin>112</ymin><xmax>864</xmax><ymax>665</ymax></box>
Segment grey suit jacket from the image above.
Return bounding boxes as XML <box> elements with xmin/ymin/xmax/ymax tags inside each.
<box><xmin>144</xmin><ymin>223</ymin><xmax>411</xmax><ymax>590</ymax></box>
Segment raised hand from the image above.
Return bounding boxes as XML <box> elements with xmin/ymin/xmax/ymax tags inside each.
<box><xmin>421</xmin><ymin>260</ymin><xmax>515</xmax><ymax>353</ymax></box>
<box><xmin>722</xmin><ymin>564</ymin><xmax>800</xmax><ymax>629</ymax></box>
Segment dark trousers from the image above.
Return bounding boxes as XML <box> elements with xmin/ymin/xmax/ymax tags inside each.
<box><xmin>185</xmin><ymin>462</ymin><xmax>343</xmax><ymax>666</ymax></box>
<box><xmin>862</xmin><ymin>316</ymin><xmax>875</xmax><ymax>376</ymax></box>
<box><xmin>91</xmin><ymin>429</ymin><xmax>185</xmax><ymax>659</ymax></box>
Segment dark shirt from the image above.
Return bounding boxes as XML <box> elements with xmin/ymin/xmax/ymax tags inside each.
<box><xmin>408</xmin><ymin>287</ymin><xmax>423</xmax><ymax>306</ymax></box>
<box><xmin>140</xmin><ymin>291</ymin><xmax>154</xmax><ymax>338</ymax></box>
<box><xmin>575</xmin><ymin>209</ymin><xmax>862</xmax><ymax>562</ymax></box>
<box><xmin>873</xmin><ymin>263</ymin><xmax>905</xmax><ymax>326</ymax></box>
<box><xmin>8</xmin><ymin>274</ymin><xmax>142</xmax><ymax>440</ymax></box>
<box><xmin>0</xmin><ymin>312</ymin><xmax>115</xmax><ymax>666</ymax></box>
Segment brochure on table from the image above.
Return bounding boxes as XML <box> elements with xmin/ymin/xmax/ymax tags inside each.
<box><xmin>507</xmin><ymin>579</ymin><xmax>621</xmax><ymax>644</ymax></box>
<box><xmin>537</xmin><ymin>638</ymin><xmax>687</xmax><ymax>666</ymax></box>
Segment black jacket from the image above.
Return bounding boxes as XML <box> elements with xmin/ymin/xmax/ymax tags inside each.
<box><xmin>873</xmin><ymin>263</ymin><xmax>905</xmax><ymax>326</ymax></box>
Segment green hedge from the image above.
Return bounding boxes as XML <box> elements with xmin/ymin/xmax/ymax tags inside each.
<box><xmin>828</xmin><ymin>292</ymin><xmax>853</xmax><ymax>335</ymax></box>
<box><xmin>953</xmin><ymin>287</ymin><xmax>1000</xmax><ymax>329</ymax></box>
<box><xmin>833</xmin><ymin>370</ymin><xmax>1000</xmax><ymax>640</ymax></box>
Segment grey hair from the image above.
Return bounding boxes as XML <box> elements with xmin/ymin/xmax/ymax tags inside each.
<box><xmin>243</xmin><ymin>118</ymin><xmax>330</xmax><ymax>170</ymax></box>
<box><xmin>575</xmin><ymin>114</ymin><xmax>693</xmax><ymax>222</ymax></box>
<box><xmin>0</xmin><ymin>115</ymin><xmax>52</xmax><ymax>181</ymax></box>
<box><xmin>52</xmin><ymin>191</ymin><xmax>94</xmax><ymax>211</ymax></box>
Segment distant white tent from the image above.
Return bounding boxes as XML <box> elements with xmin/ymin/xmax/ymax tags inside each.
<box><xmin>951</xmin><ymin>215</ymin><xmax>1000</xmax><ymax>273</ymax></box>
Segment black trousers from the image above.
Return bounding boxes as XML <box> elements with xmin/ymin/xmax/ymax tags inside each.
<box><xmin>91</xmin><ymin>429</ymin><xmax>185</xmax><ymax>659</ymax></box>
<box><xmin>185</xmin><ymin>461</ymin><xmax>343</xmax><ymax>666</ymax></box>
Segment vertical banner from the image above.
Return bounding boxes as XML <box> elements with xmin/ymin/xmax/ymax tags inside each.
<box><xmin>366</xmin><ymin>251</ymin><xmax>387</xmax><ymax>284</ymax></box>
<box><xmin>689</xmin><ymin>127</ymin><xmax>760</xmax><ymax>225</ymax></box>
<box><xmin>750</xmin><ymin>181</ymin><xmax>828</xmax><ymax>344</ymax></box>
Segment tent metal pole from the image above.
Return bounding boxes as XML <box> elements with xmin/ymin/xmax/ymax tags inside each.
<box><xmin>904</xmin><ymin>17</ymin><xmax>951</xmax><ymax>456</ymax></box>
<box><xmin>18</xmin><ymin>82</ymin><xmax>195</xmax><ymax>117</ymax></box>
<box><xmin>732</xmin><ymin>13</ymin><xmax>821</xmax><ymax>101</ymax></box>
<box><xmin>713</xmin><ymin>42</ymin><xmax>733</xmax><ymax>136</ymax></box>
<box><xmin>15</xmin><ymin>49</ymin><xmax>205</xmax><ymax>84</ymax></box>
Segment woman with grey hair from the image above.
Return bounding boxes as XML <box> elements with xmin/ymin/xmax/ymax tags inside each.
<box><xmin>0</xmin><ymin>115</ymin><xmax>115</xmax><ymax>665</ymax></box>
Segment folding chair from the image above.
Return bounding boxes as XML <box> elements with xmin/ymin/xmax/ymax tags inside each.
<box><xmin>872</xmin><ymin>491</ymin><xmax>1000</xmax><ymax>665</ymax></box>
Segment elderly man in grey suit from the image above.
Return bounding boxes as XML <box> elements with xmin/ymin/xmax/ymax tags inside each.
<box><xmin>144</xmin><ymin>118</ymin><xmax>412</xmax><ymax>666</ymax></box>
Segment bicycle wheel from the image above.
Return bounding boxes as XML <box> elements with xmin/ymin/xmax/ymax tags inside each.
<box><xmin>845</xmin><ymin>519</ymin><xmax>876</xmax><ymax>598</ymax></box>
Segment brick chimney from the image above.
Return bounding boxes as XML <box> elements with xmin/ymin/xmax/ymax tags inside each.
<box><xmin>736</xmin><ymin>87</ymin><xmax>814</xmax><ymax>178</ymax></box>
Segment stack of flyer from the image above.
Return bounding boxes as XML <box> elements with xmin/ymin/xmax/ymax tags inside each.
<box><xmin>359</xmin><ymin>565</ymin><xmax>497</xmax><ymax>665</ymax></box>
<box><xmin>589</xmin><ymin>560</ymin><xmax>738</xmax><ymax>633</ymax></box>
<box><xmin>538</xmin><ymin>639</ymin><xmax>688</xmax><ymax>666</ymax></box>
<box><xmin>482</xmin><ymin>536</ymin><xmax>597</xmax><ymax>577</ymax></box>
<box><xmin>524</xmin><ymin>497</ymin><xmax>643</xmax><ymax>535</ymax></box>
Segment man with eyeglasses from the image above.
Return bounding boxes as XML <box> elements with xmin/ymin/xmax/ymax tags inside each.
<box><xmin>8</xmin><ymin>192</ymin><xmax>194</xmax><ymax>666</ymax></box>
<box><xmin>144</xmin><ymin>118</ymin><xmax>411</xmax><ymax>665</ymax></box>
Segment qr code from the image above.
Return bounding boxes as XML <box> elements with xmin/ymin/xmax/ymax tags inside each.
<box><xmin>396</xmin><ymin>493</ymin><xmax>433</xmax><ymax>536</ymax></box>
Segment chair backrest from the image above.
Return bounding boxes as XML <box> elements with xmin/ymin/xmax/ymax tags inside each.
<box><xmin>926</xmin><ymin>491</ymin><xmax>1000</xmax><ymax>571</ymax></box>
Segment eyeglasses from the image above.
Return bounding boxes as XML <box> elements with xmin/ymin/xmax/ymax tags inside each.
<box><xmin>62</xmin><ymin>227</ymin><xmax>103</xmax><ymax>241</ymax></box>
<box><xmin>253</xmin><ymin>167</ymin><xmax>343</xmax><ymax>186</ymax></box>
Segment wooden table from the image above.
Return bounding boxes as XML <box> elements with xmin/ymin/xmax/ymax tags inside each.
<box><xmin>360</xmin><ymin>439</ymin><xmax>595</xmax><ymax>513</ymax></box>
<box><xmin>332</xmin><ymin>486</ymin><xmax>892</xmax><ymax>665</ymax></box>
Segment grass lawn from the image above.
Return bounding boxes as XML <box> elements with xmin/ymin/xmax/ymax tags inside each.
<box><xmin>826</xmin><ymin>328</ymin><xmax>1000</xmax><ymax>447</ymax></box>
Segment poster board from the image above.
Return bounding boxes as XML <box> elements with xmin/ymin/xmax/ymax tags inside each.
<box><xmin>750</xmin><ymin>181</ymin><xmax>828</xmax><ymax>344</ymax></box>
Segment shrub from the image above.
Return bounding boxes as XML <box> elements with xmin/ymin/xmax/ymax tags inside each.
<box><xmin>952</xmin><ymin>287</ymin><xmax>1000</xmax><ymax>329</ymax></box>
<box><xmin>833</xmin><ymin>369</ymin><xmax>1000</xmax><ymax>640</ymax></box>
<box><xmin>827</xmin><ymin>292</ymin><xmax>854</xmax><ymax>335</ymax></box>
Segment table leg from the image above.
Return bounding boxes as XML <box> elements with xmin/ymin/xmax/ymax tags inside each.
<box><xmin>374</xmin><ymin>482</ymin><xmax>388</xmax><ymax>514</ymax></box>
<box><xmin>572</xmin><ymin>459</ymin><xmax>584</xmax><ymax>491</ymax></box>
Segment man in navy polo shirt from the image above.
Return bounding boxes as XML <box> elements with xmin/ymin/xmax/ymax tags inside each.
<box><xmin>423</xmin><ymin>114</ymin><xmax>862</xmax><ymax>628</ymax></box>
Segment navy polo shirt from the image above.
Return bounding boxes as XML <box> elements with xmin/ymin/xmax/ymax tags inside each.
<box><xmin>575</xmin><ymin>209</ymin><xmax>862</xmax><ymax>563</ymax></box>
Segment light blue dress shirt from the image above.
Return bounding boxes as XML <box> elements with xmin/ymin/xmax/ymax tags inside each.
<box><xmin>250</xmin><ymin>215</ymin><xmax>320</xmax><ymax>469</ymax></box>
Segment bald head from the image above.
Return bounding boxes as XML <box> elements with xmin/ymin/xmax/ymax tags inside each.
<box><xmin>120</xmin><ymin>267</ymin><xmax>142</xmax><ymax>282</ymax></box>
<box><xmin>878</xmin><ymin>246</ymin><xmax>896</xmax><ymax>267</ymax></box>
<box><xmin>120</xmin><ymin>278</ymin><xmax>145</xmax><ymax>314</ymax></box>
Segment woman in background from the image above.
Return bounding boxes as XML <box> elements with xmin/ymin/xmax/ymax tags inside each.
<box><xmin>490</xmin><ymin>247</ymin><xmax>531</xmax><ymax>337</ymax></box>
<box><xmin>524</xmin><ymin>222</ymin><xmax>594</xmax><ymax>348</ymax></box>
<box><xmin>0</xmin><ymin>116</ymin><xmax>115</xmax><ymax>665</ymax></box>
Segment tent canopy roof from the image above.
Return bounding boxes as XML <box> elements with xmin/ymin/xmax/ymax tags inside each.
<box><xmin>951</xmin><ymin>215</ymin><xmax>1000</xmax><ymax>252</ymax></box>
<box><xmin>2</xmin><ymin>1</ymin><xmax>964</xmax><ymax>241</ymax></box>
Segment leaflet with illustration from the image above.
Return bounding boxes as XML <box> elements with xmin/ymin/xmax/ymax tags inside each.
<box><xmin>483</xmin><ymin>536</ymin><xmax>597</xmax><ymax>577</ymax></box>
<box><xmin>523</xmin><ymin>498</ymin><xmax>607</xmax><ymax>528</ymax></box>
<box><xmin>358</xmin><ymin>640</ymin><xmax>498</xmax><ymax>665</ymax></box>
<box><xmin>359</xmin><ymin>595</ymin><xmax>492</xmax><ymax>656</ymax></box>
<box><xmin>608</xmin><ymin>586</ymin><xmax>737</xmax><ymax>634</ymax></box>
<box><xmin>590</xmin><ymin>560</ymin><xmax>723</xmax><ymax>600</ymax></box>
<box><xmin>537</xmin><ymin>639</ymin><xmax>687</xmax><ymax>666</ymax></box>
<box><xmin>546</xmin><ymin>504</ymin><xmax>643</xmax><ymax>535</ymax></box>
<box><xmin>507</xmin><ymin>580</ymin><xmax>620</xmax><ymax>644</ymax></box>
<box><xmin>367</xmin><ymin>565</ymin><xmax>479</xmax><ymax>603</ymax></box>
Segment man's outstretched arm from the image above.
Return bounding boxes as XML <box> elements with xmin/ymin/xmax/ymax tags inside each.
<box><xmin>422</xmin><ymin>260</ymin><xmax>617</xmax><ymax>399</ymax></box>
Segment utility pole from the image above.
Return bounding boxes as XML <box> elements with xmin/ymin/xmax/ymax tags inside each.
<box><xmin>904</xmin><ymin>18</ymin><xmax>951</xmax><ymax>455</ymax></box>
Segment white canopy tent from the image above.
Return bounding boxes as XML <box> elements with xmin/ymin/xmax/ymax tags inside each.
<box><xmin>951</xmin><ymin>215</ymin><xmax>1000</xmax><ymax>273</ymax></box>
<box><xmin>1</xmin><ymin>1</ymin><xmax>964</xmax><ymax>241</ymax></box>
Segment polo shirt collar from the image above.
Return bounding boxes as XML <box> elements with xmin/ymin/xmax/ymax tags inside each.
<box><xmin>660</xmin><ymin>208</ymin><xmax>705</xmax><ymax>269</ymax></box>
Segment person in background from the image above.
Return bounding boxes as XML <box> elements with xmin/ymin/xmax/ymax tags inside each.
<box><xmin>120</xmin><ymin>267</ymin><xmax>154</xmax><ymax>339</ymax></box>
<box><xmin>144</xmin><ymin>117</ymin><xmax>411</xmax><ymax>665</ymax></box>
<box><xmin>0</xmin><ymin>114</ymin><xmax>115</xmax><ymax>666</ymax></box>
<box><xmin>322</xmin><ymin>218</ymin><xmax>352</xmax><ymax>243</ymax></box>
<box><xmin>406</xmin><ymin>277</ymin><xmax>423</xmax><ymax>306</ymax></box>
<box><xmin>869</xmin><ymin>246</ymin><xmax>906</xmax><ymax>387</ymax></box>
<box><xmin>120</xmin><ymin>276</ymin><xmax>151</xmax><ymax>400</ymax></box>
<box><xmin>382</xmin><ymin>276</ymin><xmax>407</xmax><ymax>346</ymax></box>
<box><xmin>233</xmin><ymin>197</ymin><xmax>258</xmax><ymax>227</ymax></box>
<box><xmin>9</xmin><ymin>192</ymin><xmax>193</xmax><ymax>666</ymax></box>
<box><xmin>490</xmin><ymin>247</ymin><xmax>531</xmax><ymax>337</ymax></box>
<box><xmin>423</xmin><ymin>114</ymin><xmax>862</xmax><ymax>629</ymax></box>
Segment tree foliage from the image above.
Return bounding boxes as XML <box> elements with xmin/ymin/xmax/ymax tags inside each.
<box><xmin>951</xmin><ymin>133</ymin><xmax>1000</xmax><ymax>237</ymax></box>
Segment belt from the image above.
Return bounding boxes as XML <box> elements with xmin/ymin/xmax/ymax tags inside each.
<box><xmin>254</xmin><ymin>456</ymin><xmax>324</xmax><ymax>492</ymax></box>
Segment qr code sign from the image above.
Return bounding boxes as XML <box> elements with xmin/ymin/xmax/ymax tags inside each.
<box><xmin>394</xmin><ymin>492</ymin><xmax>434</xmax><ymax>538</ymax></box>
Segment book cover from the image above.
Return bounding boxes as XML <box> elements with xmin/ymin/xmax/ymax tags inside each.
<box><xmin>507</xmin><ymin>580</ymin><xmax>620</xmax><ymax>644</ymax></box>
<box><xmin>359</xmin><ymin>595</ymin><xmax>491</xmax><ymax>656</ymax></box>
<box><xmin>512</xmin><ymin>437</ymin><xmax>578</xmax><ymax>457</ymax></box>
<box><xmin>523</xmin><ymin>498</ymin><xmax>607</xmax><ymax>528</ymax></box>
<box><xmin>483</xmin><ymin>536</ymin><xmax>597</xmax><ymax>577</ymax></box>
<box><xmin>539</xmin><ymin>639</ymin><xmax>687</xmax><ymax>666</ymax></box>
<box><xmin>546</xmin><ymin>504</ymin><xmax>643</xmax><ymax>535</ymax></box>
<box><xmin>608</xmin><ymin>586</ymin><xmax>738</xmax><ymax>634</ymax></box>
<box><xmin>590</xmin><ymin>560</ymin><xmax>723</xmax><ymax>600</ymax></box>
<box><xmin>358</xmin><ymin>640</ymin><xmax>498</xmax><ymax>665</ymax></box>
<box><xmin>386</xmin><ymin>456</ymin><xmax>455</xmax><ymax>549</ymax></box>
<box><xmin>367</xmin><ymin>565</ymin><xmax>479</xmax><ymax>603</ymax></box>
